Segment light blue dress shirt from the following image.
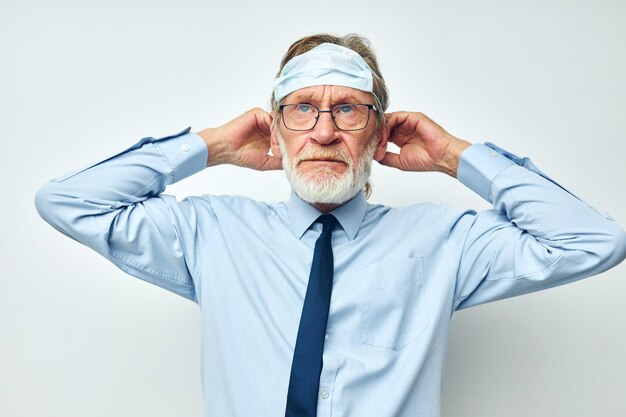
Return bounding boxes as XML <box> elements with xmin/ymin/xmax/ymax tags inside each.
<box><xmin>35</xmin><ymin>127</ymin><xmax>626</xmax><ymax>417</ymax></box>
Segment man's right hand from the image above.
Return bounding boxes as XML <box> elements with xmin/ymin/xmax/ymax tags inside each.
<box><xmin>197</xmin><ymin>108</ymin><xmax>283</xmax><ymax>171</ymax></box>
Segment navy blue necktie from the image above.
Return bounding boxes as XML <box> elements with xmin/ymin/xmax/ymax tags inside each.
<box><xmin>285</xmin><ymin>214</ymin><xmax>338</xmax><ymax>417</ymax></box>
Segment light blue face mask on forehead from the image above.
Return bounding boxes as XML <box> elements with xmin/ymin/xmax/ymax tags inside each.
<box><xmin>273</xmin><ymin>43</ymin><xmax>375</xmax><ymax>103</ymax></box>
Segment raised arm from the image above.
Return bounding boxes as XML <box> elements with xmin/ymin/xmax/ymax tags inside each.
<box><xmin>34</xmin><ymin>108</ymin><xmax>281</xmax><ymax>301</ymax></box>
<box><xmin>381</xmin><ymin>111</ymin><xmax>626</xmax><ymax>309</ymax></box>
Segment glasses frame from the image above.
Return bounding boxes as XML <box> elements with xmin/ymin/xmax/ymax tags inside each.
<box><xmin>278</xmin><ymin>103</ymin><xmax>378</xmax><ymax>132</ymax></box>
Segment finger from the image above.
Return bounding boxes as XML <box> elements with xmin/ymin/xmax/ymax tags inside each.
<box><xmin>387</xmin><ymin>128</ymin><xmax>412</xmax><ymax>147</ymax></box>
<box><xmin>385</xmin><ymin>111</ymin><xmax>415</xmax><ymax>127</ymax></box>
<box><xmin>377</xmin><ymin>151</ymin><xmax>403</xmax><ymax>170</ymax></box>
<box><xmin>385</xmin><ymin>112</ymin><xmax>418</xmax><ymax>141</ymax></box>
<box><xmin>260</xmin><ymin>155</ymin><xmax>283</xmax><ymax>171</ymax></box>
<box><xmin>384</xmin><ymin>112</ymin><xmax>403</xmax><ymax>129</ymax></box>
<box><xmin>386</xmin><ymin>125</ymin><xmax>416</xmax><ymax>148</ymax></box>
<box><xmin>411</xmin><ymin>113</ymin><xmax>449</xmax><ymax>138</ymax></box>
<box><xmin>254</xmin><ymin>108</ymin><xmax>272</xmax><ymax>137</ymax></box>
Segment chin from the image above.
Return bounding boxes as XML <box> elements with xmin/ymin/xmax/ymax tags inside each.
<box><xmin>290</xmin><ymin>168</ymin><xmax>363</xmax><ymax>205</ymax></box>
<box><xmin>277</xmin><ymin>130</ymin><xmax>377</xmax><ymax>206</ymax></box>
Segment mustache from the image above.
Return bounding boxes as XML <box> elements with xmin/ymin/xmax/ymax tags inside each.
<box><xmin>294</xmin><ymin>146</ymin><xmax>351</xmax><ymax>165</ymax></box>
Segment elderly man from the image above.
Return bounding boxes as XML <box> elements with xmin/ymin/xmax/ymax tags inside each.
<box><xmin>36</xmin><ymin>33</ymin><xmax>626</xmax><ymax>417</ymax></box>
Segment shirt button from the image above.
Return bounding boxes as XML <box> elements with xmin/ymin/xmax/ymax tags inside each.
<box><xmin>181</xmin><ymin>144</ymin><xmax>190</xmax><ymax>152</ymax></box>
<box><xmin>324</xmin><ymin>334</ymin><xmax>329</xmax><ymax>341</ymax></box>
<box><xmin>320</xmin><ymin>388</ymin><xmax>329</xmax><ymax>399</ymax></box>
<box><xmin>490</xmin><ymin>151</ymin><xmax>498</xmax><ymax>157</ymax></box>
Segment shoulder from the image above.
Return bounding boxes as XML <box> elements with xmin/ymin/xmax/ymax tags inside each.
<box><xmin>366</xmin><ymin>200</ymin><xmax>474</xmax><ymax>221</ymax></box>
<box><xmin>365</xmin><ymin>200</ymin><xmax>483</xmax><ymax>236</ymax></box>
<box><xmin>177</xmin><ymin>194</ymin><xmax>287</xmax><ymax>222</ymax></box>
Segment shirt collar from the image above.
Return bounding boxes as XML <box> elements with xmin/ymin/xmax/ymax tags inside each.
<box><xmin>288</xmin><ymin>189</ymin><xmax>367</xmax><ymax>240</ymax></box>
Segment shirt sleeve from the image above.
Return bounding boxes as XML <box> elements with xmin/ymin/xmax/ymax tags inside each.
<box><xmin>34</xmin><ymin>127</ymin><xmax>209</xmax><ymax>302</ymax></box>
<box><xmin>451</xmin><ymin>143</ymin><xmax>626</xmax><ymax>310</ymax></box>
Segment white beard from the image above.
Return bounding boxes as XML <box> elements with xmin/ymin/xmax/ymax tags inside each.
<box><xmin>277</xmin><ymin>130</ymin><xmax>378</xmax><ymax>205</ymax></box>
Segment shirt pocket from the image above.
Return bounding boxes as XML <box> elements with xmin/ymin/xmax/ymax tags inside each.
<box><xmin>354</xmin><ymin>257</ymin><xmax>428</xmax><ymax>351</ymax></box>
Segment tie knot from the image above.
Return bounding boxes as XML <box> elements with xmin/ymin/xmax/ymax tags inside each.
<box><xmin>317</xmin><ymin>214</ymin><xmax>338</xmax><ymax>233</ymax></box>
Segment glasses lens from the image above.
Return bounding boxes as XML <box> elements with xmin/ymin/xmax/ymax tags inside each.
<box><xmin>333</xmin><ymin>104</ymin><xmax>370</xmax><ymax>130</ymax></box>
<box><xmin>282</xmin><ymin>104</ymin><xmax>318</xmax><ymax>130</ymax></box>
<box><xmin>281</xmin><ymin>103</ymin><xmax>372</xmax><ymax>131</ymax></box>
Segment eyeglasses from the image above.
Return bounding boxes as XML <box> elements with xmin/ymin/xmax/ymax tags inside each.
<box><xmin>279</xmin><ymin>103</ymin><xmax>377</xmax><ymax>131</ymax></box>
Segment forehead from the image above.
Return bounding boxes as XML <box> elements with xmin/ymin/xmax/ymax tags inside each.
<box><xmin>285</xmin><ymin>85</ymin><xmax>373</xmax><ymax>104</ymax></box>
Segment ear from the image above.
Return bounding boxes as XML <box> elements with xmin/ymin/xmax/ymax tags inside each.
<box><xmin>270</xmin><ymin>114</ymin><xmax>283</xmax><ymax>158</ymax></box>
<box><xmin>373</xmin><ymin>122</ymin><xmax>389</xmax><ymax>161</ymax></box>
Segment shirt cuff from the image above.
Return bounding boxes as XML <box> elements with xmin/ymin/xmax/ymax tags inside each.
<box><xmin>457</xmin><ymin>143</ymin><xmax>516</xmax><ymax>202</ymax></box>
<box><xmin>153</xmin><ymin>129</ymin><xmax>208</xmax><ymax>183</ymax></box>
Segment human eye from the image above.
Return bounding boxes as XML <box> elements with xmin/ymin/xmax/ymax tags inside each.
<box><xmin>295</xmin><ymin>104</ymin><xmax>313</xmax><ymax>113</ymax></box>
<box><xmin>337</xmin><ymin>104</ymin><xmax>355</xmax><ymax>113</ymax></box>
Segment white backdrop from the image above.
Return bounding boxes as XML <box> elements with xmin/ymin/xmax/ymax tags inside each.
<box><xmin>1</xmin><ymin>0</ymin><xmax>625</xmax><ymax>416</ymax></box>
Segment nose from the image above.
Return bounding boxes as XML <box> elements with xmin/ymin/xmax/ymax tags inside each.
<box><xmin>310</xmin><ymin>111</ymin><xmax>340</xmax><ymax>146</ymax></box>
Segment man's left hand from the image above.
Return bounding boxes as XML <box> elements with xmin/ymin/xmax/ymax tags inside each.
<box><xmin>379</xmin><ymin>111</ymin><xmax>471</xmax><ymax>178</ymax></box>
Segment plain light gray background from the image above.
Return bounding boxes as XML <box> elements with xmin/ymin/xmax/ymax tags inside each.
<box><xmin>1</xmin><ymin>0</ymin><xmax>625</xmax><ymax>416</ymax></box>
